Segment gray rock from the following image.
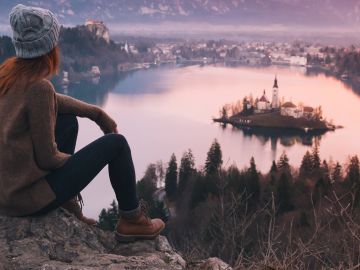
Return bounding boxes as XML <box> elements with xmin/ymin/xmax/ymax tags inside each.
<box><xmin>0</xmin><ymin>209</ymin><xmax>185</xmax><ymax>270</ymax></box>
<box><xmin>0</xmin><ymin>209</ymin><xmax>229</xmax><ymax>270</ymax></box>
<box><xmin>0</xmin><ymin>209</ymin><xmax>231</xmax><ymax>270</ymax></box>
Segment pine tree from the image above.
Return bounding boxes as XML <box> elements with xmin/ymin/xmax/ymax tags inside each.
<box><xmin>263</xmin><ymin>173</ymin><xmax>277</xmax><ymax>207</ymax></box>
<box><xmin>98</xmin><ymin>200</ymin><xmax>119</xmax><ymax>231</ymax></box>
<box><xmin>300</xmin><ymin>151</ymin><xmax>313</xmax><ymax>178</ymax></box>
<box><xmin>321</xmin><ymin>160</ymin><xmax>331</xmax><ymax>181</ymax></box>
<box><xmin>270</xmin><ymin>160</ymin><xmax>278</xmax><ymax>174</ymax></box>
<box><xmin>142</xmin><ymin>163</ymin><xmax>158</xmax><ymax>186</ymax></box>
<box><xmin>137</xmin><ymin>164</ymin><xmax>168</xmax><ymax>219</ymax></box>
<box><xmin>277</xmin><ymin>152</ymin><xmax>290</xmax><ymax>172</ymax></box>
<box><xmin>227</xmin><ymin>165</ymin><xmax>245</xmax><ymax>193</ymax></box>
<box><xmin>276</xmin><ymin>172</ymin><xmax>293</xmax><ymax>213</ymax></box>
<box><xmin>204</xmin><ymin>139</ymin><xmax>223</xmax><ymax>176</ymax></box>
<box><xmin>313</xmin><ymin>176</ymin><xmax>331</xmax><ymax>205</ymax></box>
<box><xmin>246</xmin><ymin>157</ymin><xmax>260</xmax><ymax>201</ymax></box>
<box><xmin>311</xmin><ymin>145</ymin><xmax>321</xmax><ymax>172</ymax></box>
<box><xmin>347</xmin><ymin>156</ymin><xmax>360</xmax><ymax>185</ymax></box>
<box><xmin>165</xmin><ymin>154</ymin><xmax>178</xmax><ymax>201</ymax></box>
<box><xmin>178</xmin><ymin>149</ymin><xmax>195</xmax><ymax>195</ymax></box>
<box><xmin>190</xmin><ymin>175</ymin><xmax>208</xmax><ymax>209</ymax></box>
<box><xmin>332</xmin><ymin>162</ymin><xmax>342</xmax><ymax>182</ymax></box>
<box><xmin>347</xmin><ymin>156</ymin><xmax>360</xmax><ymax>209</ymax></box>
<box><xmin>220</xmin><ymin>105</ymin><xmax>228</xmax><ymax>119</ymax></box>
<box><xmin>137</xmin><ymin>164</ymin><xmax>158</xmax><ymax>203</ymax></box>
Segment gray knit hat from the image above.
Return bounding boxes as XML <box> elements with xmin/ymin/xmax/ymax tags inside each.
<box><xmin>9</xmin><ymin>4</ymin><xmax>60</xmax><ymax>59</ymax></box>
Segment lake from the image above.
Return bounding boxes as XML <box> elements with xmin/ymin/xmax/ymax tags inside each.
<box><xmin>55</xmin><ymin>64</ymin><xmax>360</xmax><ymax>218</ymax></box>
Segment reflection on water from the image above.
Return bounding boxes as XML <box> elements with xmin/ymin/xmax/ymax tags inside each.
<box><xmin>220</xmin><ymin>124</ymin><xmax>327</xmax><ymax>148</ymax></box>
<box><xmin>54</xmin><ymin>65</ymin><xmax>178</xmax><ymax>106</ymax></box>
<box><xmin>54</xmin><ymin>73</ymin><xmax>121</xmax><ymax>106</ymax></box>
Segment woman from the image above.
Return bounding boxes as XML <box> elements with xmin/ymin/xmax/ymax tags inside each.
<box><xmin>0</xmin><ymin>4</ymin><xmax>165</xmax><ymax>242</ymax></box>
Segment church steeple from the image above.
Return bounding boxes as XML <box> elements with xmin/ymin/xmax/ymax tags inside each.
<box><xmin>273</xmin><ymin>76</ymin><xmax>278</xmax><ymax>88</ymax></box>
<box><xmin>271</xmin><ymin>75</ymin><xmax>280</xmax><ymax>109</ymax></box>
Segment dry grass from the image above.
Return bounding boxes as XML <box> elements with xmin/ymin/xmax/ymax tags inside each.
<box><xmin>169</xmin><ymin>189</ymin><xmax>360</xmax><ymax>270</ymax></box>
<box><xmin>232</xmin><ymin>191</ymin><xmax>360</xmax><ymax>270</ymax></box>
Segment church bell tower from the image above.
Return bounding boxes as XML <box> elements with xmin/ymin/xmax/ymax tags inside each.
<box><xmin>272</xmin><ymin>76</ymin><xmax>280</xmax><ymax>109</ymax></box>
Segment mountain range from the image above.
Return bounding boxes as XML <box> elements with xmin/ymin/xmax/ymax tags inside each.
<box><xmin>0</xmin><ymin>0</ymin><xmax>360</xmax><ymax>29</ymax></box>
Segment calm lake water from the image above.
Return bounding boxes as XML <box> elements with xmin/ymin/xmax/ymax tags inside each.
<box><xmin>55</xmin><ymin>64</ymin><xmax>360</xmax><ymax>218</ymax></box>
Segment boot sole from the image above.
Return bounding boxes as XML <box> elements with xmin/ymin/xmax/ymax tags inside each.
<box><xmin>115</xmin><ymin>223</ymin><xmax>165</xmax><ymax>243</ymax></box>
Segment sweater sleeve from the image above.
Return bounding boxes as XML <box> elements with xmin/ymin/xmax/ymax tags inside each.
<box><xmin>56</xmin><ymin>93</ymin><xmax>101</xmax><ymax>121</ymax></box>
<box><xmin>26</xmin><ymin>80</ymin><xmax>70</xmax><ymax>170</ymax></box>
<box><xmin>56</xmin><ymin>93</ymin><xmax>118</xmax><ymax>134</ymax></box>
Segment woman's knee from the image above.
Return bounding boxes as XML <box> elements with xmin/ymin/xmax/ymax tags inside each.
<box><xmin>104</xmin><ymin>133</ymin><xmax>129</xmax><ymax>150</ymax></box>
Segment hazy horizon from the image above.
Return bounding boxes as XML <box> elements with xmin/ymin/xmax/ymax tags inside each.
<box><xmin>1</xmin><ymin>21</ymin><xmax>360</xmax><ymax>45</ymax></box>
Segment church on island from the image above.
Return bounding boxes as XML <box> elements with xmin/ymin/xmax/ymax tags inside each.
<box><xmin>215</xmin><ymin>76</ymin><xmax>336</xmax><ymax>131</ymax></box>
<box><xmin>245</xmin><ymin>76</ymin><xmax>317</xmax><ymax>120</ymax></box>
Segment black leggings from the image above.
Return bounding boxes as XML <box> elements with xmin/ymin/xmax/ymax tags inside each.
<box><xmin>31</xmin><ymin>114</ymin><xmax>140</xmax><ymax>217</ymax></box>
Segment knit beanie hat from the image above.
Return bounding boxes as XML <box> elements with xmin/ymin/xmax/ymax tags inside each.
<box><xmin>9</xmin><ymin>4</ymin><xmax>60</xmax><ymax>59</ymax></box>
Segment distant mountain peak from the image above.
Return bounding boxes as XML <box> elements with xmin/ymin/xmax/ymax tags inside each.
<box><xmin>0</xmin><ymin>0</ymin><xmax>359</xmax><ymax>27</ymax></box>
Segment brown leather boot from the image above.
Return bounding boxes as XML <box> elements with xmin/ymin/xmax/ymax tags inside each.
<box><xmin>115</xmin><ymin>201</ymin><xmax>165</xmax><ymax>243</ymax></box>
<box><xmin>61</xmin><ymin>197</ymin><xmax>97</xmax><ymax>226</ymax></box>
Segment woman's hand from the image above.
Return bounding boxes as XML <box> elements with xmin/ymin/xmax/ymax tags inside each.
<box><xmin>95</xmin><ymin>110</ymin><xmax>118</xmax><ymax>134</ymax></box>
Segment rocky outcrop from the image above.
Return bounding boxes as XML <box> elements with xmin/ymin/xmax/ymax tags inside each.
<box><xmin>0</xmin><ymin>209</ymin><xmax>231</xmax><ymax>270</ymax></box>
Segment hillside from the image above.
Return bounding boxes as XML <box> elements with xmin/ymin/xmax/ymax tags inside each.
<box><xmin>0</xmin><ymin>25</ymin><xmax>140</xmax><ymax>77</ymax></box>
<box><xmin>0</xmin><ymin>208</ymin><xmax>230</xmax><ymax>270</ymax></box>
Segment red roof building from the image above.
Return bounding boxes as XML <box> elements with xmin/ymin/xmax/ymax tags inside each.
<box><xmin>259</xmin><ymin>90</ymin><xmax>270</xmax><ymax>102</ymax></box>
<box><xmin>282</xmin><ymin>101</ymin><xmax>297</xmax><ymax>108</ymax></box>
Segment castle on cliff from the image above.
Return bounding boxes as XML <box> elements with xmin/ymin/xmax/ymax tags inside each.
<box><xmin>85</xmin><ymin>19</ymin><xmax>110</xmax><ymax>43</ymax></box>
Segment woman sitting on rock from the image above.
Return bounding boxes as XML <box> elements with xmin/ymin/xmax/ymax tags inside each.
<box><xmin>0</xmin><ymin>4</ymin><xmax>165</xmax><ymax>242</ymax></box>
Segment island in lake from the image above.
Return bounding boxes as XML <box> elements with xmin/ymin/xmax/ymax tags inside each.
<box><xmin>214</xmin><ymin>77</ymin><xmax>340</xmax><ymax>132</ymax></box>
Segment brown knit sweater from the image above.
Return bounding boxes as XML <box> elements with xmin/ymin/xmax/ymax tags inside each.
<box><xmin>0</xmin><ymin>79</ymin><xmax>117</xmax><ymax>216</ymax></box>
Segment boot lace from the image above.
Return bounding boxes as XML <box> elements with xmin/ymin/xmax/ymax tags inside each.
<box><xmin>140</xmin><ymin>199</ymin><xmax>151</xmax><ymax>221</ymax></box>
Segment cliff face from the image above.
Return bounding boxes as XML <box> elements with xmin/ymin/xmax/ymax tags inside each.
<box><xmin>0</xmin><ymin>209</ymin><xmax>230</xmax><ymax>270</ymax></box>
<box><xmin>85</xmin><ymin>20</ymin><xmax>110</xmax><ymax>44</ymax></box>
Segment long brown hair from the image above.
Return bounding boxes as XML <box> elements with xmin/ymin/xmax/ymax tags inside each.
<box><xmin>0</xmin><ymin>46</ymin><xmax>60</xmax><ymax>97</ymax></box>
